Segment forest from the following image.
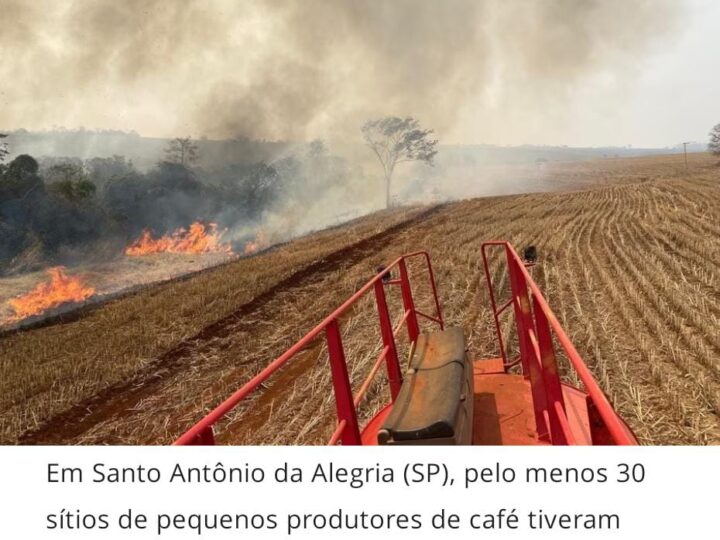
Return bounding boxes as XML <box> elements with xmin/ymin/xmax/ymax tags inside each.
<box><xmin>0</xmin><ymin>135</ymin><xmax>350</xmax><ymax>274</ymax></box>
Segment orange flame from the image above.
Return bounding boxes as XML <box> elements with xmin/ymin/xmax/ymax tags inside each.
<box><xmin>125</xmin><ymin>222</ymin><xmax>233</xmax><ymax>256</ymax></box>
<box><xmin>6</xmin><ymin>267</ymin><xmax>95</xmax><ymax>322</ymax></box>
<box><xmin>244</xmin><ymin>230</ymin><xmax>268</xmax><ymax>255</ymax></box>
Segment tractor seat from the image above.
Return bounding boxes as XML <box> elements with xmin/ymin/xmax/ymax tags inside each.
<box><xmin>378</xmin><ymin>327</ymin><xmax>474</xmax><ymax>445</ymax></box>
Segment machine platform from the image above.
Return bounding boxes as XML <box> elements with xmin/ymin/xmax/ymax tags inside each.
<box><xmin>471</xmin><ymin>361</ymin><xmax>592</xmax><ymax>445</ymax></box>
<box><xmin>175</xmin><ymin>243</ymin><xmax>637</xmax><ymax>447</ymax></box>
<box><xmin>361</xmin><ymin>359</ymin><xmax>592</xmax><ymax>446</ymax></box>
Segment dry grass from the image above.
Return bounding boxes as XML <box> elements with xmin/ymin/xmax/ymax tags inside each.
<box><xmin>2</xmin><ymin>152</ymin><xmax>719</xmax><ymax>445</ymax></box>
<box><xmin>0</xmin><ymin>206</ymin><xmax>425</xmax><ymax>443</ymax></box>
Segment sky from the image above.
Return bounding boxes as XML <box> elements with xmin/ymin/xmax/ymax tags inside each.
<box><xmin>628</xmin><ymin>0</ymin><xmax>720</xmax><ymax>147</ymax></box>
<box><xmin>0</xmin><ymin>0</ymin><xmax>718</xmax><ymax>148</ymax></box>
<box><xmin>555</xmin><ymin>0</ymin><xmax>720</xmax><ymax>148</ymax></box>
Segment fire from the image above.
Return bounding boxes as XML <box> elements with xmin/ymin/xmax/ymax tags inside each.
<box><xmin>6</xmin><ymin>267</ymin><xmax>95</xmax><ymax>322</ymax></box>
<box><xmin>244</xmin><ymin>230</ymin><xmax>268</xmax><ymax>255</ymax></box>
<box><xmin>125</xmin><ymin>222</ymin><xmax>233</xmax><ymax>256</ymax></box>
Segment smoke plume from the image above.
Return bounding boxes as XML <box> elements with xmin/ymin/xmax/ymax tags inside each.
<box><xmin>0</xmin><ymin>0</ymin><xmax>681</xmax><ymax>144</ymax></box>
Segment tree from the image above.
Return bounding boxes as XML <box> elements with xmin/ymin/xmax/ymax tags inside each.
<box><xmin>48</xmin><ymin>179</ymin><xmax>96</xmax><ymax>201</ymax></box>
<box><xmin>86</xmin><ymin>155</ymin><xmax>135</xmax><ymax>186</ymax></box>
<box><xmin>709</xmin><ymin>123</ymin><xmax>720</xmax><ymax>161</ymax></box>
<box><xmin>164</xmin><ymin>136</ymin><xmax>199</xmax><ymax>166</ymax></box>
<box><xmin>45</xmin><ymin>162</ymin><xmax>85</xmax><ymax>184</ymax></box>
<box><xmin>0</xmin><ymin>154</ymin><xmax>43</xmax><ymax>200</ymax></box>
<box><xmin>362</xmin><ymin>117</ymin><xmax>438</xmax><ymax>208</ymax></box>
<box><xmin>0</xmin><ymin>134</ymin><xmax>8</xmax><ymax>164</ymax></box>
<box><xmin>44</xmin><ymin>162</ymin><xmax>95</xmax><ymax>201</ymax></box>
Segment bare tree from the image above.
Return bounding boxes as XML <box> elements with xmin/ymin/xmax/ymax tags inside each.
<box><xmin>164</xmin><ymin>136</ymin><xmax>199</xmax><ymax>166</ymax></box>
<box><xmin>362</xmin><ymin>117</ymin><xmax>438</xmax><ymax>208</ymax></box>
<box><xmin>709</xmin><ymin>123</ymin><xmax>720</xmax><ymax>162</ymax></box>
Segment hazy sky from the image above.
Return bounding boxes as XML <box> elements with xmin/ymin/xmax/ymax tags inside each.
<box><xmin>548</xmin><ymin>0</ymin><xmax>720</xmax><ymax>148</ymax></box>
<box><xmin>0</xmin><ymin>0</ymin><xmax>717</xmax><ymax>147</ymax></box>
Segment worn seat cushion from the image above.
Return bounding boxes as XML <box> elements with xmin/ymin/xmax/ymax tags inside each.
<box><xmin>379</xmin><ymin>327</ymin><xmax>470</xmax><ymax>443</ymax></box>
<box><xmin>380</xmin><ymin>363</ymin><xmax>464</xmax><ymax>441</ymax></box>
<box><xmin>410</xmin><ymin>326</ymin><xmax>466</xmax><ymax>371</ymax></box>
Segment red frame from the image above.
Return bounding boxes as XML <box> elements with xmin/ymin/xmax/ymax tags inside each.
<box><xmin>174</xmin><ymin>252</ymin><xmax>443</xmax><ymax>446</ymax></box>
<box><xmin>175</xmin><ymin>243</ymin><xmax>635</xmax><ymax>446</ymax></box>
<box><xmin>481</xmin><ymin>241</ymin><xmax>636</xmax><ymax>445</ymax></box>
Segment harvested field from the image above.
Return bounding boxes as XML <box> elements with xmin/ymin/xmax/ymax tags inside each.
<box><xmin>2</xmin><ymin>153</ymin><xmax>719</xmax><ymax>445</ymax></box>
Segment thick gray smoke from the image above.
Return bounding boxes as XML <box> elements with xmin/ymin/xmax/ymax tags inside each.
<box><xmin>0</xmin><ymin>0</ymin><xmax>681</xmax><ymax>143</ymax></box>
<box><xmin>0</xmin><ymin>0</ymin><xmax>686</xmax><ymax>276</ymax></box>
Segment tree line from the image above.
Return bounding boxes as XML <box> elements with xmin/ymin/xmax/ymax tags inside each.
<box><xmin>0</xmin><ymin>115</ymin><xmax>439</xmax><ymax>273</ymax></box>
<box><xmin>0</xmin><ymin>137</ymin><xmax>288</xmax><ymax>274</ymax></box>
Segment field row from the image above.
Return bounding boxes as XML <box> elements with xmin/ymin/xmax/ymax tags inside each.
<box><xmin>2</xmin><ymin>154</ymin><xmax>718</xmax><ymax>445</ymax></box>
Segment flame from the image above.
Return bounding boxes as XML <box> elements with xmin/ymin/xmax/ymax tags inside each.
<box><xmin>125</xmin><ymin>222</ymin><xmax>233</xmax><ymax>256</ymax></box>
<box><xmin>6</xmin><ymin>267</ymin><xmax>95</xmax><ymax>322</ymax></box>
<box><xmin>244</xmin><ymin>230</ymin><xmax>268</xmax><ymax>255</ymax></box>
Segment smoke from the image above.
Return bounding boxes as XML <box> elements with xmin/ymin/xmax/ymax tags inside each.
<box><xmin>0</xmin><ymin>0</ymin><xmax>682</xmax><ymax>144</ymax></box>
<box><xmin>0</xmin><ymin>0</ymin><xmax>688</xmax><ymax>276</ymax></box>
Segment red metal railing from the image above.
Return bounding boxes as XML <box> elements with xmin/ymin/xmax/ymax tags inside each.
<box><xmin>174</xmin><ymin>251</ymin><xmax>444</xmax><ymax>446</ymax></box>
<box><xmin>481</xmin><ymin>241</ymin><xmax>636</xmax><ymax>445</ymax></box>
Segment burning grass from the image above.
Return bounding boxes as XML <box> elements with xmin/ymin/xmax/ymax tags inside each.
<box><xmin>0</xmin><ymin>206</ymin><xmax>425</xmax><ymax>443</ymax></box>
<box><xmin>2</xmin><ymin>153</ymin><xmax>719</xmax><ymax>445</ymax></box>
<box><xmin>1</xmin><ymin>221</ymin><xmax>268</xmax><ymax>327</ymax></box>
<box><xmin>3</xmin><ymin>267</ymin><xmax>94</xmax><ymax>324</ymax></box>
<box><xmin>125</xmin><ymin>221</ymin><xmax>233</xmax><ymax>256</ymax></box>
<box><xmin>243</xmin><ymin>231</ymin><xmax>269</xmax><ymax>255</ymax></box>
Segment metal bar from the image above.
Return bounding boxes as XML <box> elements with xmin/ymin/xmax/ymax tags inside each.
<box><xmin>508</xmin><ymin>254</ymin><xmax>533</xmax><ymax>376</ymax></box>
<box><xmin>392</xmin><ymin>310</ymin><xmax>411</xmax><ymax>339</ymax></box>
<box><xmin>506</xmin><ymin>244</ymin><xmax>634</xmax><ymax>445</ymax></box>
<box><xmin>325</xmin><ymin>320</ymin><xmax>361</xmax><ymax>445</ymax></box>
<box><xmin>174</xmin><ymin>339</ymin><xmax>314</xmax><ymax>445</ymax></box>
<box><xmin>375</xmin><ymin>281</ymin><xmax>403</xmax><ymax>401</ymax></box>
<box><xmin>173</xmin><ymin>251</ymin><xmax>439</xmax><ymax>446</ymax></box>
<box><xmin>328</xmin><ymin>419</ymin><xmax>347</xmax><ymax>445</ymax></box>
<box><xmin>533</xmin><ymin>292</ymin><xmax>567</xmax><ymax>442</ymax></box>
<box><xmin>175</xmin><ymin>253</ymin><xmax>423</xmax><ymax>445</ymax></box>
<box><xmin>527</xmin><ymin>329</ymin><xmax>543</xmax><ymax>367</ymax></box>
<box><xmin>503</xmin><ymin>356</ymin><xmax>523</xmax><ymax>369</ymax></box>
<box><xmin>200</xmin><ymin>426</ymin><xmax>215</xmax><ymax>445</ymax></box>
<box><xmin>553</xmin><ymin>401</ymin><xmax>575</xmax><ymax>445</ymax></box>
<box><xmin>186</xmin><ymin>426</ymin><xmax>215</xmax><ymax>445</ymax></box>
<box><xmin>420</xmin><ymin>252</ymin><xmax>445</xmax><ymax>330</ymax></box>
<box><xmin>528</xmin><ymin>324</ymin><xmax>565</xmax><ymax>444</ymax></box>
<box><xmin>354</xmin><ymin>346</ymin><xmax>389</xmax><ymax>408</ymax></box>
<box><xmin>480</xmin><ymin>241</ymin><xmax>636</xmax><ymax>446</ymax></box>
<box><xmin>481</xmin><ymin>244</ymin><xmax>507</xmax><ymax>364</ymax></box>
<box><xmin>398</xmin><ymin>259</ymin><xmax>420</xmax><ymax>342</ymax></box>
<box><xmin>414</xmin><ymin>309</ymin><xmax>443</xmax><ymax>325</ymax></box>
<box><xmin>495</xmin><ymin>298</ymin><xmax>514</xmax><ymax>316</ymax></box>
<box><xmin>509</xmin><ymin>249</ymin><xmax>549</xmax><ymax>441</ymax></box>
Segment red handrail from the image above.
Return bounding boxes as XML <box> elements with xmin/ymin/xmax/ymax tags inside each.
<box><xmin>175</xmin><ymin>242</ymin><xmax>632</xmax><ymax>446</ymax></box>
<box><xmin>175</xmin><ymin>251</ymin><xmax>443</xmax><ymax>446</ymax></box>
<box><xmin>481</xmin><ymin>241</ymin><xmax>636</xmax><ymax>445</ymax></box>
